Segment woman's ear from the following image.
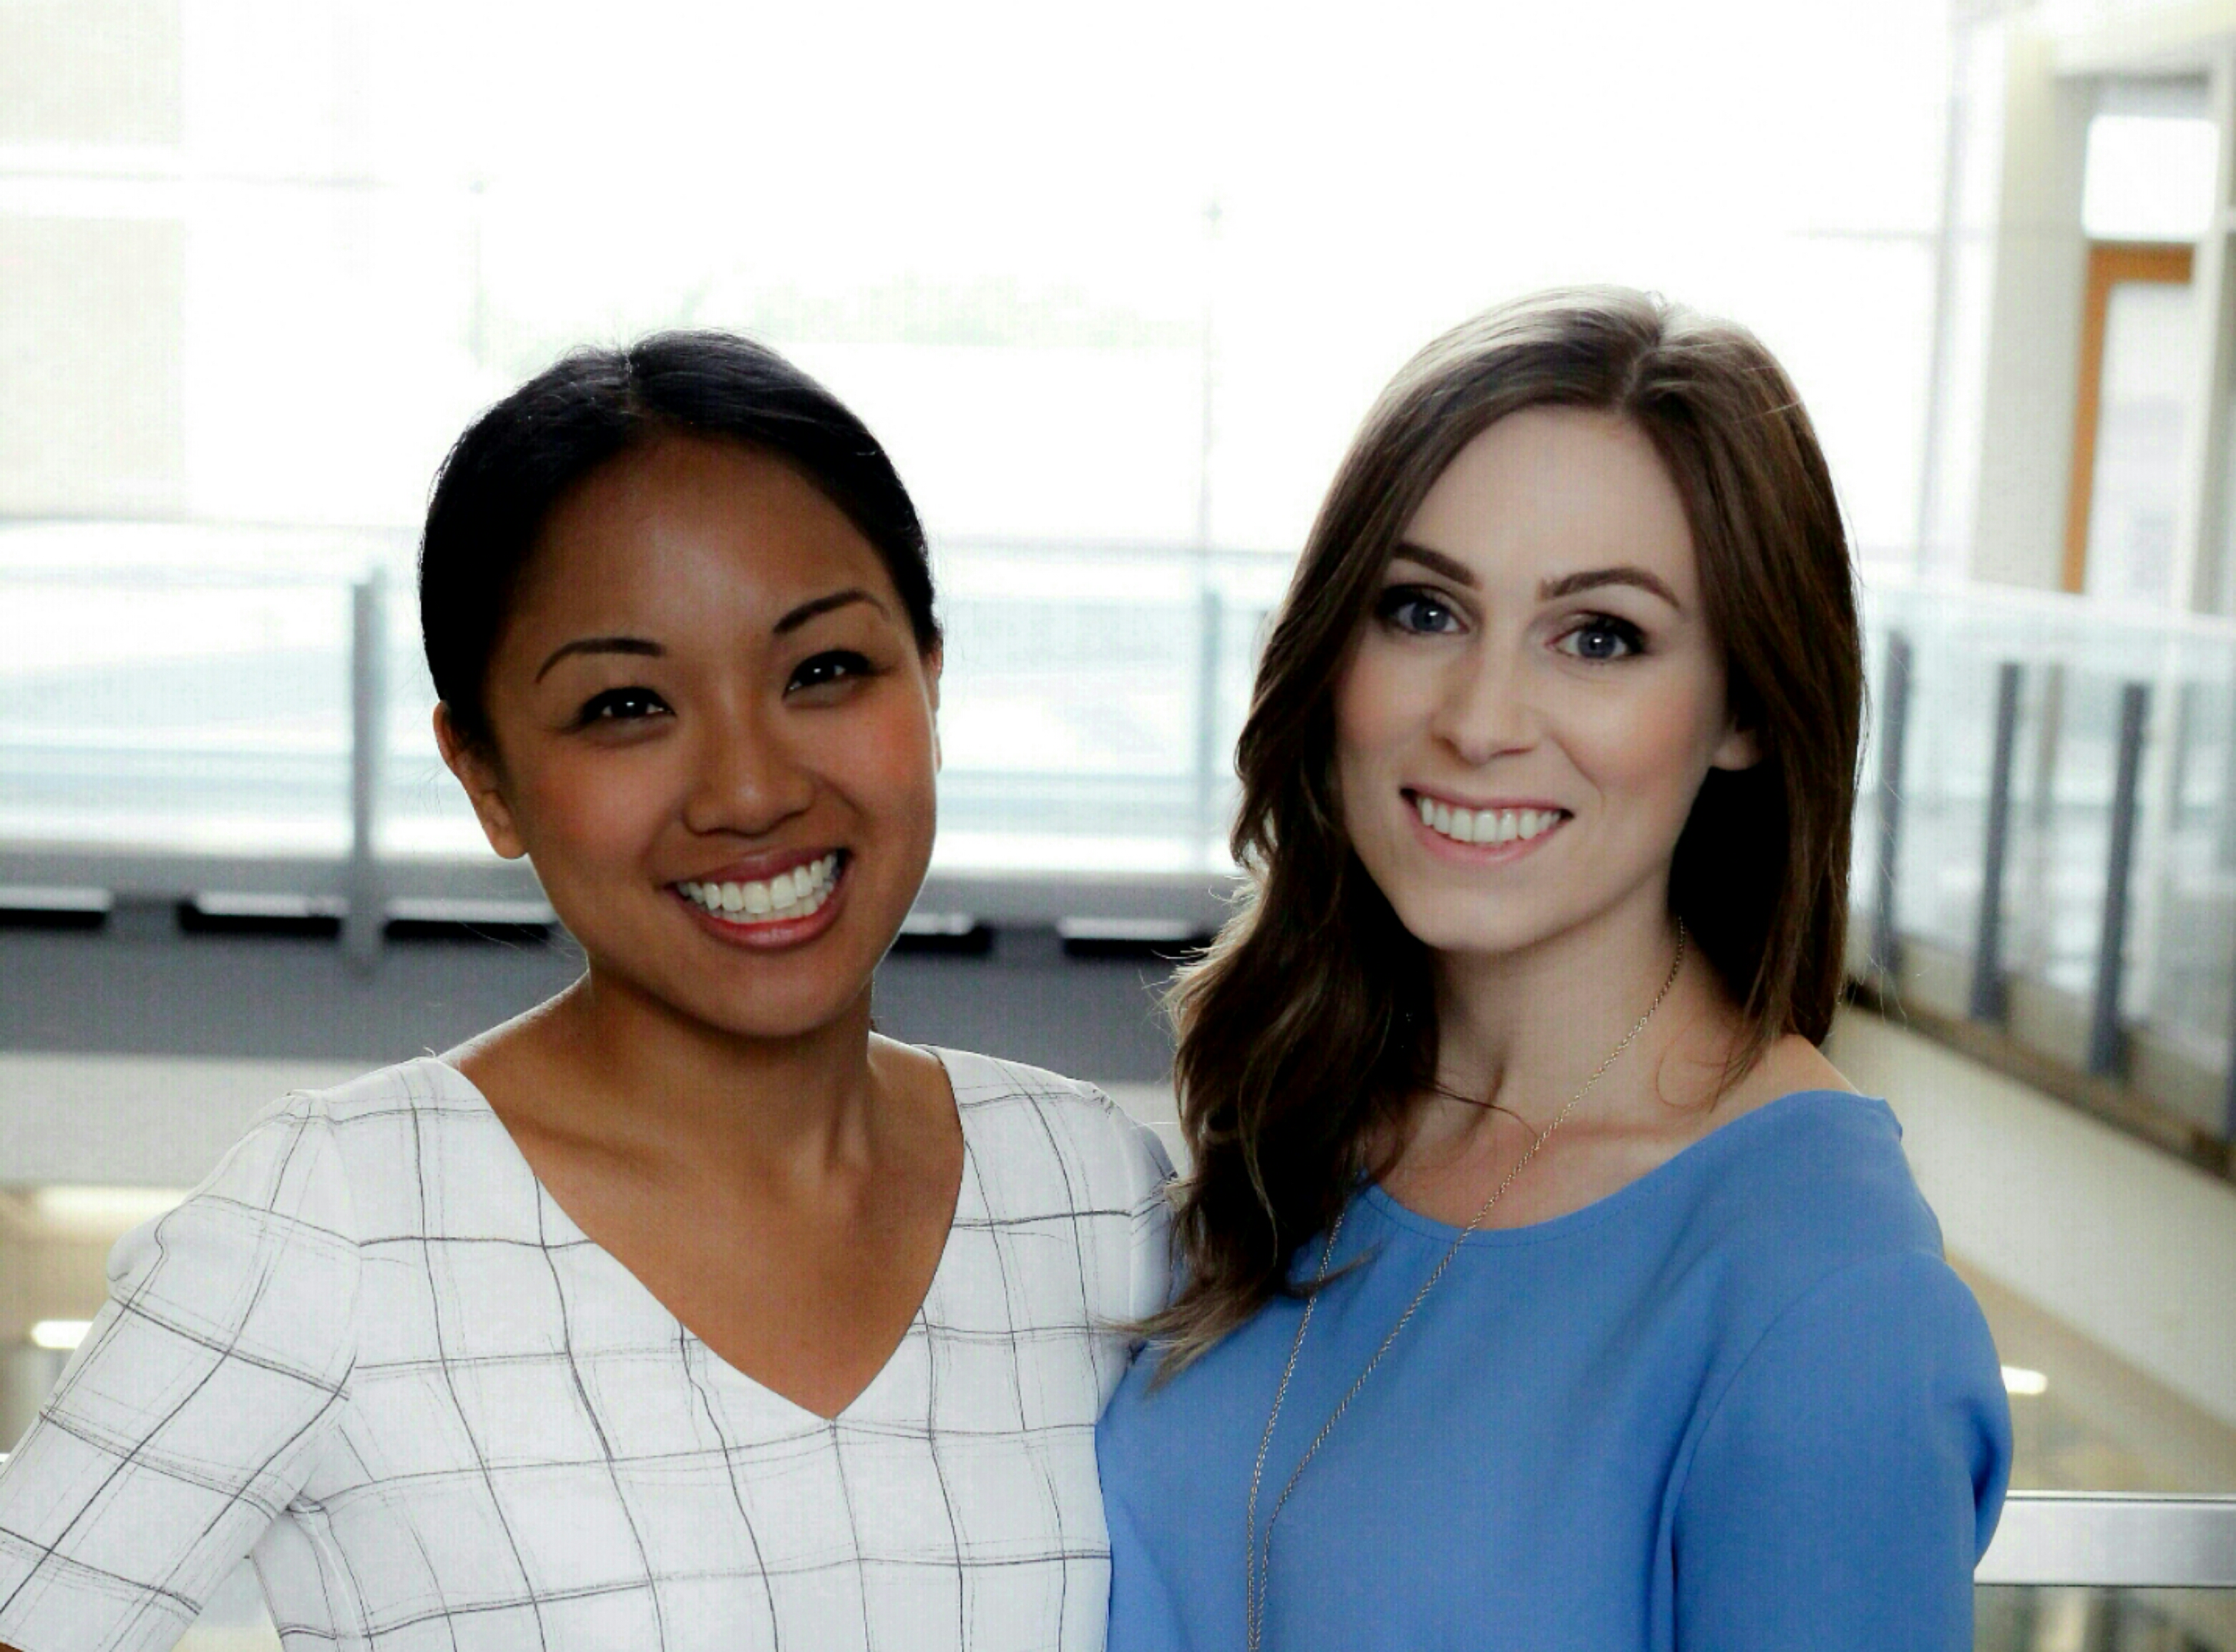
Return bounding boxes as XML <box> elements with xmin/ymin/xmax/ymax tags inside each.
<box><xmin>433</xmin><ymin>703</ymin><xmax>527</xmax><ymax>860</ymax></box>
<box><xmin>924</xmin><ymin>641</ymin><xmax>944</xmax><ymax>771</ymax></box>
<box><xmin>1710</xmin><ymin>719</ymin><xmax>1763</xmax><ymax>772</ymax></box>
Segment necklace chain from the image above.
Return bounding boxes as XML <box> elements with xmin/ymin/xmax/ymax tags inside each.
<box><xmin>1241</xmin><ymin>922</ymin><xmax>1687</xmax><ymax>1652</ymax></box>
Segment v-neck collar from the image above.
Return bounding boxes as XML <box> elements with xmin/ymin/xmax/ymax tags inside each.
<box><xmin>413</xmin><ymin>1049</ymin><xmax>972</xmax><ymax>1424</ymax></box>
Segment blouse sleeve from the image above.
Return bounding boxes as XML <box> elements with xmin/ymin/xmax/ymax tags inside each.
<box><xmin>1115</xmin><ymin>1110</ymin><xmax>1177</xmax><ymax>1325</ymax></box>
<box><xmin>1672</xmin><ymin>1249</ymin><xmax>2012</xmax><ymax>1651</ymax></box>
<box><xmin>0</xmin><ymin>1095</ymin><xmax>359</xmax><ymax>1652</ymax></box>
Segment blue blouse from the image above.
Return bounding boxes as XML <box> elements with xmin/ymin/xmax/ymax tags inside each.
<box><xmin>1098</xmin><ymin>1090</ymin><xmax>2012</xmax><ymax>1651</ymax></box>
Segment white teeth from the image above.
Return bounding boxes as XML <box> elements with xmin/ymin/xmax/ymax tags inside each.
<box><xmin>1417</xmin><ymin>801</ymin><xmax>1562</xmax><ymax>848</ymax></box>
<box><xmin>678</xmin><ymin>854</ymin><xmax>842</xmax><ymax>924</ymax></box>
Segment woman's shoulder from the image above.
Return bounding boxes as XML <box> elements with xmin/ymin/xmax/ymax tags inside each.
<box><xmin>1666</xmin><ymin>1074</ymin><xmax>1951</xmax><ymax>1319</ymax></box>
<box><xmin>213</xmin><ymin>1055</ymin><xmax>524</xmax><ymax>1238</ymax></box>
<box><xmin>1664</xmin><ymin>1080</ymin><xmax>2008</xmax><ymax>1504</ymax></box>
<box><xmin>175</xmin><ymin>1057</ymin><xmax>454</xmax><ymax>1214</ymax></box>
<box><xmin>250</xmin><ymin>1052</ymin><xmax>483</xmax><ymax>1130</ymax></box>
<box><xmin>932</xmin><ymin>1047</ymin><xmax>1176</xmax><ymax>1203</ymax></box>
<box><xmin>932</xmin><ymin>1050</ymin><xmax>1177</xmax><ymax>1326</ymax></box>
<box><xmin>88</xmin><ymin>1059</ymin><xmax>487</xmax><ymax>1338</ymax></box>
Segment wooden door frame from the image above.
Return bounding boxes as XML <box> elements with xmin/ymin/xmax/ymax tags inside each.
<box><xmin>2063</xmin><ymin>240</ymin><xmax>2197</xmax><ymax>594</ymax></box>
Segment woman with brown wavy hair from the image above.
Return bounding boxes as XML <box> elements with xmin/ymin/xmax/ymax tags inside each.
<box><xmin>1096</xmin><ymin>288</ymin><xmax>2010</xmax><ymax>1651</ymax></box>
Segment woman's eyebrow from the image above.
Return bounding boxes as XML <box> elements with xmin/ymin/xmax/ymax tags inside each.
<box><xmin>1390</xmin><ymin>543</ymin><xmax>1478</xmax><ymax>587</ymax></box>
<box><xmin>774</xmin><ymin>588</ymin><xmax>887</xmax><ymax>635</ymax></box>
<box><xmin>1391</xmin><ymin>547</ymin><xmax>1682</xmax><ymax>613</ymax></box>
<box><xmin>1538</xmin><ymin>566</ymin><xmax>1682</xmax><ymax>610</ymax></box>
<box><xmin>534</xmin><ymin>636</ymin><xmax>663</xmax><ymax>682</ymax></box>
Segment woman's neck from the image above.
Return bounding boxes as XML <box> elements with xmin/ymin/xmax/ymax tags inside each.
<box><xmin>1422</xmin><ymin>886</ymin><xmax>1729</xmax><ymax>1135</ymax></box>
<box><xmin>457</xmin><ymin>967</ymin><xmax>890</xmax><ymax>1188</ymax></box>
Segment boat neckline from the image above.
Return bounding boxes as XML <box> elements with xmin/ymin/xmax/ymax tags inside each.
<box><xmin>1354</xmin><ymin>1087</ymin><xmax>1893</xmax><ymax>1248</ymax></box>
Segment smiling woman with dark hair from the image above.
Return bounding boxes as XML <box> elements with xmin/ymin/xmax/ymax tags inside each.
<box><xmin>1097</xmin><ymin>288</ymin><xmax>2010</xmax><ymax>1651</ymax></box>
<box><xmin>0</xmin><ymin>333</ymin><xmax>1170</xmax><ymax>1652</ymax></box>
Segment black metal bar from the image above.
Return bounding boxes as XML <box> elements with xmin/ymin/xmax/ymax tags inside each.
<box><xmin>2088</xmin><ymin>681</ymin><xmax>2150</xmax><ymax>1077</ymax></box>
<box><xmin>1969</xmin><ymin>661</ymin><xmax>2023</xmax><ymax>1023</ymax></box>
<box><xmin>1869</xmin><ymin>632</ymin><xmax>1913</xmax><ymax>982</ymax></box>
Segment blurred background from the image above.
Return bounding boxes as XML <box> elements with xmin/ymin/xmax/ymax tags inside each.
<box><xmin>3</xmin><ymin>0</ymin><xmax>2235</xmax><ymax>1645</ymax></box>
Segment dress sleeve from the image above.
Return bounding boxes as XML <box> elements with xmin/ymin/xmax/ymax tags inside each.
<box><xmin>0</xmin><ymin>1095</ymin><xmax>359</xmax><ymax>1652</ymax></box>
<box><xmin>1672</xmin><ymin>1249</ymin><xmax>2012</xmax><ymax>1651</ymax></box>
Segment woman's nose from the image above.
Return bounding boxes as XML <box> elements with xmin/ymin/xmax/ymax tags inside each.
<box><xmin>1427</xmin><ymin>645</ymin><xmax>1541</xmax><ymax>766</ymax></box>
<box><xmin>680</xmin><ymin>704</ymin><xmax>816</xmax><ymax>837</ymax></box>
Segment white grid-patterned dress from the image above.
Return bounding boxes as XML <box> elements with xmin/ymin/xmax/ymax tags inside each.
<box><xmin>0</xmin><ymin>1050</ymin><xmax>1173</xmax><ymax>1652</ymax></box>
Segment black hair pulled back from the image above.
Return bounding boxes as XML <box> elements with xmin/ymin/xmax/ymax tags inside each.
<box><xmin>420</xmin><ymin>331</ymin><xmax>939</xmax><ymax>748</ymax></box>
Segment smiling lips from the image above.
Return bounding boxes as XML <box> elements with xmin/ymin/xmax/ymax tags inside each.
<box><xmin>1410</xmin><ymin>793</ymin><xmax>1568</xmax><ymax>851</ymax></box>
<box><xmin>675</xmin><ymin>851</ymin><xmax>843</xmax><ymax>928</ymax></box>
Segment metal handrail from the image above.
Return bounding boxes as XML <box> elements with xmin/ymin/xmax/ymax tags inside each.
<box><xmin>1974</xmin><ymin>1491</ymin><xmax>2236</xmax><ymax>1587</ymax></box>
<box><xmin>0</xmin><ymin>1460</ymin><xmax>2223</xmax><ymax>1588</ymax></box>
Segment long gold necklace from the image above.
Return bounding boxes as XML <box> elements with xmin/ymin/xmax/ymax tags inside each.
<box><xmin>1242</xmin><ymin>922</ymin><xmax>1687</xmax><ymax>1652</ymax></box>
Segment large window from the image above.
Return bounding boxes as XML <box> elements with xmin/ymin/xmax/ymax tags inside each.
<box><xmin>2</xmin><ymin>0</ymin><xmax>1956</xmax><ymax>874</ymax></box>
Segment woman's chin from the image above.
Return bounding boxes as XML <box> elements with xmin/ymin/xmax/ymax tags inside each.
<box><xmin>673</xmin><ymin>978</ymin><xmax>875</xmax><ymax>1044</ymax></box>
<box><xmin>1385</xmin><ymin>892</ymin><xmax>1560</xmax><ymax>961</ymax></box>
<box><xmin>575</xmin><ymin>930</ymin><xmax>886</xmax><ymax>1045</ymax></box>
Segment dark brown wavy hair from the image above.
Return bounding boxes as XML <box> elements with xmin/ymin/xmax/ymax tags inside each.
<box><xmin>1146</xmin><ymin>287</ymin><xmax>1862</xmax><ymax>1372</ymax></box>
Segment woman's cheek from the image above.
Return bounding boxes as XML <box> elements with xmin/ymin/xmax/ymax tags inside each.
<box><xmin>1331</xmin><ymin>650</ymin><xmax>1417</xmax><ymax>771</ymax></box>
<box><xmin>842</xmin><ymin>699</ymin><xmax>942</xmax><ymax>838</ymax></box>
<box><xmin>1582</xmin><ymin>673</ymin><xmax>1720</xmax><ymax>811</ymax></box>
<box><xmin>517</xmin><ymin>743</ymin><xmax>673</xmax><ymax>869</ymax></box>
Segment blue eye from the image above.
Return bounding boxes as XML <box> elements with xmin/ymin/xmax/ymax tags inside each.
<box><xmin>575</xmin><ymin>686</ymin><xmax>670</xmax><ymax>725</ymax></box>
<box><xmin>1560</xmin><ymin>617</ymin><xmax>1645</xmax><ymax>661</ymax></box>
<box><xmin>1375</xmin><ymin>586</ymin><xmax>1463</xmax><ymax>636</ymax></box>
<box><xmin>787</xmin><ymin>650</ymin><xmax>874</xmax><ymax>695</ymax></box>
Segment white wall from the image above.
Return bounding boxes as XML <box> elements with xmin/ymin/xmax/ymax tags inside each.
<box><xmin>0</xmin><ymin>1052</ymin><xmax>366</xmax><ymax>1190</ymax></box>
<box><xmin>1827</xmin><ymin>1008</ymin><xmax>2236</xmax><ymax>1433</ymax></box>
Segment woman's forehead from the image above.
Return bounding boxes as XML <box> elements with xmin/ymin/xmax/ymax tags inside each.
<box><xmin>1400</xmin><ymin>407</ymin><xmax>1697</xmax><ymax>597</ymax></box>
<box><xmin>510</xmin><ymin>436</ymin><xmax>895</xmax><ymax>630</ymax></box>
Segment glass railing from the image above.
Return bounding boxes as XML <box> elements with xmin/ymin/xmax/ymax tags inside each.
<box><xmin>0</xmin><ymin>529</ymin><xmax>1290</xmax><ymax>906</ymax></box>
<box><xmin>4</xmin><ymin>530</ymin><xmax>2233</xmax><ymax>1153</ymax></box>
<box><xmin>1857</xmin><ymin>577</ymin><xmax>2236</xmax><ymax>1155</ymax></box>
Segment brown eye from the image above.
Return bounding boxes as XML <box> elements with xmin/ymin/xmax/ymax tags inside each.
<box><xmin>786</xmin><ymin>650</ymin><xmax>874</xmax><ymax>695</ymax></box>
<box><xmin>575</xmin><ymin>687</ymin><xmax>670</xmax><ymax>726</ymax></box>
